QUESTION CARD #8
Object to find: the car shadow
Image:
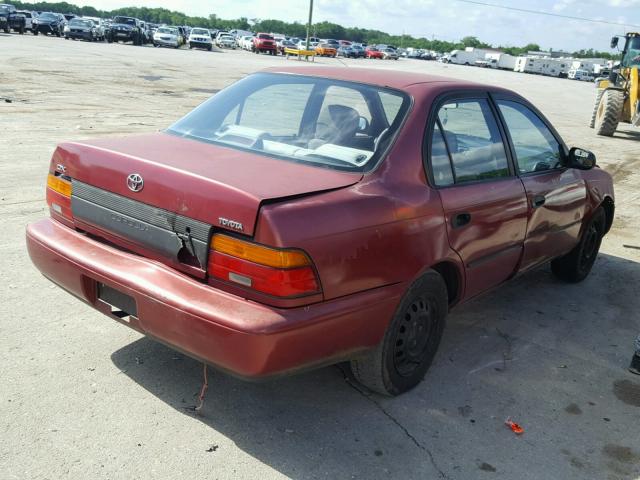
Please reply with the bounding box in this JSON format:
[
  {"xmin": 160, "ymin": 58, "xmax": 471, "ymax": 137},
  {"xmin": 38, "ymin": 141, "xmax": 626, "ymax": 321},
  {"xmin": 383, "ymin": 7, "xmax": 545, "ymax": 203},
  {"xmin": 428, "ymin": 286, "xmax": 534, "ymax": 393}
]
[{"xmin": 111, "ymin": 252, "xmax": 640, "ymax": 479}]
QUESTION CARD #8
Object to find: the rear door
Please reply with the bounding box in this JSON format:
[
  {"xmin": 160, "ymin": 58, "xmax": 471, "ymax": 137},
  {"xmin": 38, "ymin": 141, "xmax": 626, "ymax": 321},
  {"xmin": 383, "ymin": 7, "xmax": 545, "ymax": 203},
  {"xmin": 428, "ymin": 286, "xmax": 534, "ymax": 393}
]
[
  {"xmin": 426, "ymin": 94, "xmax": 528, "ymax": 299},
  {"xmin": 493, "ymin": 97, "xmax": 587, "ymax": 272}
]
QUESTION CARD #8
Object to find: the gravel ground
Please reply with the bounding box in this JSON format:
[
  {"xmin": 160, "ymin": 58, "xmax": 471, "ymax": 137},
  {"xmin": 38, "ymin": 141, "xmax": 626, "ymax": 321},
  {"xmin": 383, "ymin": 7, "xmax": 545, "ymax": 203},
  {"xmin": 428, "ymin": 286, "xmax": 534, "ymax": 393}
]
[{"xmin": 1, "ymin": 33, "xmax": 640, "ymax": 480}]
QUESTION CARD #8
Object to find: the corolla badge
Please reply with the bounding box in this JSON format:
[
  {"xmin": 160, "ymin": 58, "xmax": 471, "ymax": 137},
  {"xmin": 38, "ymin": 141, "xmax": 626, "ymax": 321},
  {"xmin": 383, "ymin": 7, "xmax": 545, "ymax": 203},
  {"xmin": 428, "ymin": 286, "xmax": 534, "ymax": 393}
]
[{"xmin": 126, "ymin": 173, "xmax": 144, "ymax": 192}]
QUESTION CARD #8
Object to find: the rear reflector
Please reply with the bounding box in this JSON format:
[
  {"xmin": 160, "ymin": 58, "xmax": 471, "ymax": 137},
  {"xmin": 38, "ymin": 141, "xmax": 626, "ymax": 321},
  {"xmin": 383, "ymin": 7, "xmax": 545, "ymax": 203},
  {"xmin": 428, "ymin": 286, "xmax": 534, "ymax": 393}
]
[{"xmin": 210, "ymin": 251, "xmax": 319, "ymax": 297}]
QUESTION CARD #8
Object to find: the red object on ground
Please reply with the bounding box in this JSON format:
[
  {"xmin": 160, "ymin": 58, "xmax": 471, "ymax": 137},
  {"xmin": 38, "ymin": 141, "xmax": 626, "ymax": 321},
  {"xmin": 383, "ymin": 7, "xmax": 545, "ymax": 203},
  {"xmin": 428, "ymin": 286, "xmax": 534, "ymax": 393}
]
[{"xmin": 505, "ymin": 418, "xmax": 524, "ymax": 435}]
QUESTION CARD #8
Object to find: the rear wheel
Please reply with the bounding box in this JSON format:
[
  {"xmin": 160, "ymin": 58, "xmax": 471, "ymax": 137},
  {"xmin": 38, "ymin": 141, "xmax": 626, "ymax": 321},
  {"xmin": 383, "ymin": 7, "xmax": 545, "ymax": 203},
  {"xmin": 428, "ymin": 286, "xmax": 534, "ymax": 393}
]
[
  {"xmin": 595, "ymin": 89, "xmax": 624, "ymax": 136},
  {"xmin": 551, "ymin": 207, "xmax": 605, "ymax": 283},
  {"xmin": 350, "ymin": 270, "xmax": 448, "ymax": 396},
  {"xmin": 589, "ymin": 89, "xmax": 605, "ymax": 128}
]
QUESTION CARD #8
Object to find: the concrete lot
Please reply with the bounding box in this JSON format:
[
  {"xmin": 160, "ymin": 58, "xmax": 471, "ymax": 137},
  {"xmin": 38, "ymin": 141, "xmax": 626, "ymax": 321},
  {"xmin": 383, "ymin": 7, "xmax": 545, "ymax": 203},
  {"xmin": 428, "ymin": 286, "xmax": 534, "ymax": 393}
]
[{"xmin": 1, "ymin": 34, "xmax": 640, "ymax": 480}]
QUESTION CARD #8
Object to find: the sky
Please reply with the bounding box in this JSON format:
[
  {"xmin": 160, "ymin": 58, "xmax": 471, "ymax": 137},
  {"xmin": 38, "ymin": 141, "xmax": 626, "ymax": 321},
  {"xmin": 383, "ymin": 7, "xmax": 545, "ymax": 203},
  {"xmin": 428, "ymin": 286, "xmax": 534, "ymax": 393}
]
[{"xmin": 71, "ymin": 0, "xmax": 640, "ymax": 51}]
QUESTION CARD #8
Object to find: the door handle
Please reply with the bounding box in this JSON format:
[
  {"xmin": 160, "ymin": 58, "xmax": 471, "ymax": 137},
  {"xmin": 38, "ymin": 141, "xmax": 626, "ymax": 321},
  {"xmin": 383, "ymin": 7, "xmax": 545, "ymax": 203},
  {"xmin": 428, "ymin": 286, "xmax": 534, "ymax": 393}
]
[
  {"xmin": 452, "ymin": 212, "xmax": 471, "ymax": 228},
  {"xmin": 531, "ymin": 195, "xmax": 546, "ymax": 208}
]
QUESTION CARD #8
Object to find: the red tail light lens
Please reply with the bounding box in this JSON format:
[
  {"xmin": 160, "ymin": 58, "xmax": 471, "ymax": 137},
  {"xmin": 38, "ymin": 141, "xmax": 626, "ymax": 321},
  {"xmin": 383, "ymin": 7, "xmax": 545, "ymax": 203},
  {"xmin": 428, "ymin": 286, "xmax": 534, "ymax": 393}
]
[{"xmin": 208, "ymin": 234, "xmax": 320, "ymax": 298}]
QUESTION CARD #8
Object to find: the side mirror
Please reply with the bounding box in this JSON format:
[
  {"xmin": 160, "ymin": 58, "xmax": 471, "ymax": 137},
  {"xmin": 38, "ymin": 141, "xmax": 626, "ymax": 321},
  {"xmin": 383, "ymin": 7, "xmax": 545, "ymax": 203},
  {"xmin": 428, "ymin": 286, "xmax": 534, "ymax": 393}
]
[
  {"xmin": 611, "ymin": 36, "xmax": 619, "ymax": 49},
  {"xmin": 568, "ymin": 147, "xmax": 596, "ymax": 170},
  {"xmin": 358, "ymin": 116, "xmax": 369, "ymax": 132}
]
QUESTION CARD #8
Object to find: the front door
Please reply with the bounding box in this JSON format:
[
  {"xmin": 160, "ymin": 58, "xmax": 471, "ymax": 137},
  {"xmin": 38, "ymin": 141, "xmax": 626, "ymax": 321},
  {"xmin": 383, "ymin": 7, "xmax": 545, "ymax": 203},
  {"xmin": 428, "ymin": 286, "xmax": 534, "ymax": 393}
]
[
  {"xmin": 427, "ymin": 96, "xmax": 529, "ymax": 299},
  {"xmin": 494, "ymin": 99, "xmax": 587, "ymax": 272}
]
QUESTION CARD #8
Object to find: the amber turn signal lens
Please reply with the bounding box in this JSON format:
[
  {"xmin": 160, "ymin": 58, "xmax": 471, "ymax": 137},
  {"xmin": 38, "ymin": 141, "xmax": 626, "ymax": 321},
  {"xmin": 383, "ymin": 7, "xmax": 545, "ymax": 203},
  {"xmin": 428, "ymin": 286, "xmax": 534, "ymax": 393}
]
[
  {"xmin": 211, "ymin": 234, "xmax": 311, "ymax": 269},
  {"xmin": 47, "ymin": 174, "xmax": 72, "ymax": 197}
]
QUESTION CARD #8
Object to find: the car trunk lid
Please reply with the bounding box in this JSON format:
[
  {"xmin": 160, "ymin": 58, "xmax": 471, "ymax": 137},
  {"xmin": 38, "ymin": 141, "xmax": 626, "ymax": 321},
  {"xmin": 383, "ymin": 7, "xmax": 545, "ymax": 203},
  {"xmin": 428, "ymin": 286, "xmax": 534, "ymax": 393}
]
[{"xmin": 54, "ymin": 132, "xmax": 362, "ymax": 275}]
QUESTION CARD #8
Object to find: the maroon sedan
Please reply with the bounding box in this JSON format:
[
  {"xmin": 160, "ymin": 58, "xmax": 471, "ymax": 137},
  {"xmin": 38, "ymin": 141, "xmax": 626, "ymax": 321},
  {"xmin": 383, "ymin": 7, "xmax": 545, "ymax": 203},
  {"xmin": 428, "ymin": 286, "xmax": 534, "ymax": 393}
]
[{"xmin": 27, "ymin": 67, "xmax": 614, "ymax": 396}]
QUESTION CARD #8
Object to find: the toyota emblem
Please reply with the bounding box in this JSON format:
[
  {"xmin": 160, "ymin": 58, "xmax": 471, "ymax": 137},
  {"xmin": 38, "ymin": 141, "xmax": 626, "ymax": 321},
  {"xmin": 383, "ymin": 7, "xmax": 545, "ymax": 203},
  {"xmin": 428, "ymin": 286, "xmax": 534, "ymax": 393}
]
[{"xmin": 126, "ymin": 173, "xmax": 144, "ymax": 192}]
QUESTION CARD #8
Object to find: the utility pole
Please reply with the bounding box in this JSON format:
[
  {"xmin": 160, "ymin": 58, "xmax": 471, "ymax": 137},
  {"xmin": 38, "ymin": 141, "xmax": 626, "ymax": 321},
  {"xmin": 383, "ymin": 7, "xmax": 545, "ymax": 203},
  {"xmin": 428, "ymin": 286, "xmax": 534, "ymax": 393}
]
[{"xmin": 305, "ymin": 0, "xmax": 313, "ymax": 50}]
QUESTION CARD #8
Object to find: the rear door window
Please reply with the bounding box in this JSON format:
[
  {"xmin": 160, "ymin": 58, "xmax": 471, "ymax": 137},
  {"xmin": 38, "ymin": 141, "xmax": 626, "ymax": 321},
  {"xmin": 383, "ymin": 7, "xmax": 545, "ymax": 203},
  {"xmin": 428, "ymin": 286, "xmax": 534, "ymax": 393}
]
[
  {"xmin": 435, "ymin": 99, "xmax": 509, "ymax": 184},
  {"xmin": 497, "ymin": 100, "xmax": 562, "ymax": 173}
]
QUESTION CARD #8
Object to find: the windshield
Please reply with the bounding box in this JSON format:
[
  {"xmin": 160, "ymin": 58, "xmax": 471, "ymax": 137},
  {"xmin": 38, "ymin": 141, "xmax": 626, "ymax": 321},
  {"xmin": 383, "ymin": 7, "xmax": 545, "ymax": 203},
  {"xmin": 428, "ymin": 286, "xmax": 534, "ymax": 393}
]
[
  {"xmin": 157, "ymin": 27, "xmax": 176, "ymax": 34},
  {"xmin": 258, "ymin": 34, "xmax": 272, "ymax": 39},
  {"xmin": 191, "ymin": 28, "xmax": 208, "ymax": 35},
  {"xmin": 167, "ymin": 73, "xmax": 410, "ymax": 172},
  {"xmin": 39, "ymin": 12, "xmax": 57, "ymax": 20},
  {"xmin": 113, "ymin": 16, "xmax": 135, "ymax": 25},
  {"xmin": 70, "ymin": 19, "xmax": 92, "ymax": 27},
  {"xmin": 0, "ymin": 5, "xmax": 10, "ymax": 12}
]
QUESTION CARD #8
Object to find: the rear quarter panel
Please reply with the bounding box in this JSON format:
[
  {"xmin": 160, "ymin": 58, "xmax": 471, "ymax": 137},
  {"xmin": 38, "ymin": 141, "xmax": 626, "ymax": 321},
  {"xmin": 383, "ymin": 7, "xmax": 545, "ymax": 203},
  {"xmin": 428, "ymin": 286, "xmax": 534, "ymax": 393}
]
[{"xmin": 254, "ymin": 82, "xmax": 473, "ymax": 301}]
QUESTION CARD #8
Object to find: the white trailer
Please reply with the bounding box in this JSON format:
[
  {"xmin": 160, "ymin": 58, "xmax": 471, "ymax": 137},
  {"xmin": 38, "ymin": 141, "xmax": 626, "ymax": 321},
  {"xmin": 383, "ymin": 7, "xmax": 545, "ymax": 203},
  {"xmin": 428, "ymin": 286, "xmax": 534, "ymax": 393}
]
[
  {"xmin": 447, "ymin": 47, "xmax": 490, "ymax": 65},
  {"xmin": 483, "ymin": 53, "xmax": 517, "ymax": 70},
  {"xmin": 515, "ymin": 56, "xmax": 569, "ymax": 77}
]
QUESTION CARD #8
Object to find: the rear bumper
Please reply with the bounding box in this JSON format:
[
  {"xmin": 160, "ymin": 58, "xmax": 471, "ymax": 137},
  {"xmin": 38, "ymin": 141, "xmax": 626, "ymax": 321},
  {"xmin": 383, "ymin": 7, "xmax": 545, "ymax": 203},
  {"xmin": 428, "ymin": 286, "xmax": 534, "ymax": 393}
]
[
  {"xmin": 26, "ymin": 218, "xmax": 403, "ymax": 378},
  {"xmin": 67, "ymin": 31, "xmax": 92, "ymax": 39}
]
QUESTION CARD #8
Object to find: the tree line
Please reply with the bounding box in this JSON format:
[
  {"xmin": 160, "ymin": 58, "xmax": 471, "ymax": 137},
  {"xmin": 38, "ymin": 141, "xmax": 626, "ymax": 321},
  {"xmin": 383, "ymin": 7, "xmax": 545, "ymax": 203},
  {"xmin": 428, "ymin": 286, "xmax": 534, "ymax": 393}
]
[{"xmin": 11, "ymin": 1, "xmax": 619, "ymax": 59}]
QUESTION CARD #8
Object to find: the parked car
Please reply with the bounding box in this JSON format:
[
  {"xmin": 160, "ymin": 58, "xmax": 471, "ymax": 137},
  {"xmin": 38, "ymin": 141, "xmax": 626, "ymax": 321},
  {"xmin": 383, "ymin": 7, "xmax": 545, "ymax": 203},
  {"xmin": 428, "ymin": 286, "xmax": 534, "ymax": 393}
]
[
  {"xmin": 26, "ymin": 67, "xmax": 615, "ymax": 397},
  {"xmin": 337, "ymin": 45, "xmax": 356, "ymax": 58},
  {"xmin": 153, "ymin": 26, "xmax": 182, "ymax": 48},
  {"xmin": 216, "ymin": 33, "xmax": 236, "ymax": 49},
  {"xmin": 350, "ymin": 44, "xmax": 366, "ymax": 57},
  {"xmin": 107, "ymin": 16, "xmax": 144, "ymax": 45},
  {"xmin": 239, "ymin": 35, "xmax": 254, "ymax": 51},
  {"xmin": 188, "ymin": 28, "xmax": 212, "ymax": 50},
  {"xmin": 252, "ymin": 32, "xmax": 277, "ymax": 54},
  {"xmin": 16, "ymin": 9, "xmax": 38, "ymax": 34},
  {"xmin": 315, "ymin": 43, "xmax": 337, "ymax": 57},
  {"xmin": 33, "ymin": 11, "xmax": 65, "ymax": 36},
  {"xmin": 0, "ymin": 4, "xmax": 25, "ymax": 33},
  {"xmin": 568, "ymin": 68, "xmax": 595, "ymax": 82},
  {"xmin": 365, "ymin": 46, "xmax": 384, "ymax": 59},
  {"xmin": 382, "ymin": 47, "xmax": 399, "ymax": 60},
  {"xmin": 64, "ymin": 18, "xmax": 99, "ymax": 41},
  {"xmin": 278, "ymin": 39, "xmax": 297, "ymax": 54},
  {"xmin": 82, "ymin": 16, "xmax": 106, "ymax": 40}
]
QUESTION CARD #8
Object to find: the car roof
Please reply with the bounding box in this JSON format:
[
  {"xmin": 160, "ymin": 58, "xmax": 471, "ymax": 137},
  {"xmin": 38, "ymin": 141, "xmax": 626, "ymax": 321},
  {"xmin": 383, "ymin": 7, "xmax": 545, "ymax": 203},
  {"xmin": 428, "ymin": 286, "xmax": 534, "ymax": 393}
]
[{"xmin": 260, "ymin": 66, "xmax": 480, "ymax": 91}]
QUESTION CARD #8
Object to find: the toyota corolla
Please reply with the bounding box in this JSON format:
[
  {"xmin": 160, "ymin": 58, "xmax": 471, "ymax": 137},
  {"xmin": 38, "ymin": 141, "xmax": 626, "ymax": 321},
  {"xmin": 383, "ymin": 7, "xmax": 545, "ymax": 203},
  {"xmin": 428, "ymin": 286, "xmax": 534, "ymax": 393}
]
[{"xmin": 26, "ymin": 67, "xmax": 614, "ymax": 396}]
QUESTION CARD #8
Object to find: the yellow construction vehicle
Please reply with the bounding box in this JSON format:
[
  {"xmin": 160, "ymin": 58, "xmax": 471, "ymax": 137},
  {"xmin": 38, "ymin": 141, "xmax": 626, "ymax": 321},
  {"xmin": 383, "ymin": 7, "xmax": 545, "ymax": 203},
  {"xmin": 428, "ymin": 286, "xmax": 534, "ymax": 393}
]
[{"xmin": 591, "ymin": 32, "xmax": 640, "ymax": 136}]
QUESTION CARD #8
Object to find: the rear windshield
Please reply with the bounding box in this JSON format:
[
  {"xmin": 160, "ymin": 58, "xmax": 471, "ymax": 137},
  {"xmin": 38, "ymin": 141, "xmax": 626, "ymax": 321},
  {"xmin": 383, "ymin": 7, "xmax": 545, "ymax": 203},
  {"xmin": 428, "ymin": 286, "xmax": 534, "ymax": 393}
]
[
  {"xmin": 191, "ymin": 28, "xmax": 208, "ymax": 35},
  {"xmin": 258, "ymin": 34, "xmax": 273, "ymax": 39},
  {"xmin": 113, "ymin": 16, "xmax": 135, "ymax": 25},
  {"xmin": 70, "ymin": 19, "xmax": 92, "ymax": 27},
  {"xmin": 167, "ymin": 73, "xmax": 410, "ymax": 172}
]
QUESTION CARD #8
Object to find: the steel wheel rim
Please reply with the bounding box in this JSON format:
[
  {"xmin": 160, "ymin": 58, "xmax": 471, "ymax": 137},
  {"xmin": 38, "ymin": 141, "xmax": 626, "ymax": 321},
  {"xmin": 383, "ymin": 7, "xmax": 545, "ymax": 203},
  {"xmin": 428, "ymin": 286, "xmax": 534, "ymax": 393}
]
[{"xmin": 393, "ymin": 296, "xmax": 434, "ymax": 377}]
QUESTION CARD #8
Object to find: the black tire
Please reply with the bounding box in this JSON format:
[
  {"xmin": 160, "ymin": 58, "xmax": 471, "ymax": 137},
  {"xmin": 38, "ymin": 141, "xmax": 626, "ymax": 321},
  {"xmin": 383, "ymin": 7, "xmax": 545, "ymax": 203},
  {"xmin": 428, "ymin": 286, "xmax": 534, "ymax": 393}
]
[
  {"xmin": 207, "ymin": 45, "xmax": 212, "ymax": 51},
  {"xmin": 589, "ymin": 89, "xmax": 604, "ymax": 128},
  {"xmin": 32, "ymin": 28, "xmax": 38, "ymax": 35},
  {"xmin": 350, "ymin": 270, "xmax": 448, "ymax": 396},
  {"xmin": 3, "ymin": 26, "xmax": 9, "ymax": 34},
  {"xmin": 595, "ymin": 89, "xmax": 624, "ymax": 136},
  {"xmin": 18, "ymin": 26, "xmax": 25, "ymax": 34},
  {"xmin": 551, "ymin": 207, "xmax": 606, "ymax": 283}
]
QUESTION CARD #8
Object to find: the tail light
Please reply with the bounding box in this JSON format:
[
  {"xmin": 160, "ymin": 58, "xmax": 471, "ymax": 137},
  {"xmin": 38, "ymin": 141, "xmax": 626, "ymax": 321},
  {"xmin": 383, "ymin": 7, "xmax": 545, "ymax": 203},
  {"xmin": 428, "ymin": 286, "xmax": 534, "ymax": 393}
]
[
  {"xmin": 46, "ymin": 173, "xmax": 73, "ymax": 221},
  {"xmin": 208, "ymin": 234, "xmax": 320, "ymax": 298}
]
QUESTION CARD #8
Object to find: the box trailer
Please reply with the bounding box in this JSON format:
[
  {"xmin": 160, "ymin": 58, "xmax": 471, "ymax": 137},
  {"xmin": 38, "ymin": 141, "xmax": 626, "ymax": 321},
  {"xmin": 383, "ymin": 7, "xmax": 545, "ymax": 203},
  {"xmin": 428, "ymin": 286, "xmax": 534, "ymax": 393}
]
[
  {"xmin": 447, "ymin": 48, "xmax": 488, "ymax": 65},
  {"xmin": 482, "ymin": 53, "xmax": 517, "ymax": 70}
]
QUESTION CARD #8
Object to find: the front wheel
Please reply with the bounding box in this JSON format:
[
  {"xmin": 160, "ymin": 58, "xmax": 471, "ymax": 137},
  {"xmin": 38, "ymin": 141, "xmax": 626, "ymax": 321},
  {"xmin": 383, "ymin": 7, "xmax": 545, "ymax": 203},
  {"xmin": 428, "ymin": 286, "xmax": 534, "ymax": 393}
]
[
  {"xmin": 350, "ymin": 270, "xmax": 448, "ymax": 396},
  {"xmin": 594, "ymin": 89, "xmax": 623, "ymax": 136},
  {"xmin": 551, "ymin": 207, "xmax": 606, "ymax": 283}
]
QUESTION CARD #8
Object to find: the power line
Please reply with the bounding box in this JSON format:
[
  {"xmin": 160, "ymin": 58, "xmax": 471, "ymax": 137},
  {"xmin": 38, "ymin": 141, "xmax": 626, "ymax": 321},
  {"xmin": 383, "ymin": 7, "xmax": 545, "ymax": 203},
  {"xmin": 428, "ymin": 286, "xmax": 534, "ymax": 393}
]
[{"xmin": 455, "ymin": 0, "xmax": 640, "ymax": 29}]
